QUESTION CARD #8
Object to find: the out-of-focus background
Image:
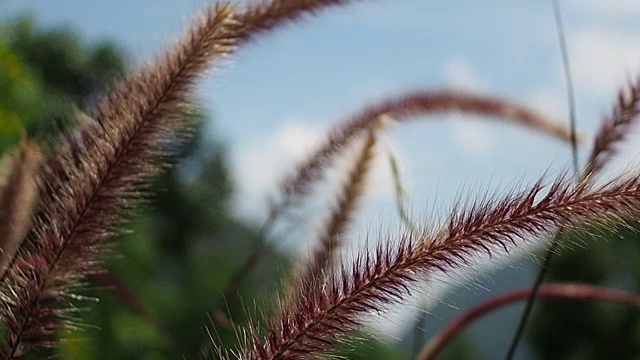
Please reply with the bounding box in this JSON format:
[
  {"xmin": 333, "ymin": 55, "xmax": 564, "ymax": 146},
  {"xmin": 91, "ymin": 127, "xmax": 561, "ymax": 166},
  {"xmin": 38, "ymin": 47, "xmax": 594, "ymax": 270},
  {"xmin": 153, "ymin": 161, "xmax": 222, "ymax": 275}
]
[{"xmin": 1, "ymin": 0, "xmax": 639, "ymax": 359}]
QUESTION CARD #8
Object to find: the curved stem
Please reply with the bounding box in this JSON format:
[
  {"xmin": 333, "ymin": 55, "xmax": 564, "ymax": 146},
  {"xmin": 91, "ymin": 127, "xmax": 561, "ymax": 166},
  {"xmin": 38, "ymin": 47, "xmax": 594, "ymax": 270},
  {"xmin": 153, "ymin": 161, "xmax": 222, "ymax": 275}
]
[
  {"xmin": 418, "ymin": 283, "xmax": 640, "ymax": 360},
  {"xmin": 504, "ymin": 231, "xmax": 561, "ymax": 358}
]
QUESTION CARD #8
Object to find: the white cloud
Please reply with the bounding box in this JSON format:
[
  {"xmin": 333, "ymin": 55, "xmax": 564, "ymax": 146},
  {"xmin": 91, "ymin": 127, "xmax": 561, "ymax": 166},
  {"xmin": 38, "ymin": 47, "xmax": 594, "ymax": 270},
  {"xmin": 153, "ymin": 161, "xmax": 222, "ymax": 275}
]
[
  {"xmin": 232, "ymin": 121, "xmax": 326, "ymax": 218},
  {"xmin": 231, "ymin": 120, "xmax": 411, "ymax": 220},
  {"xmin": 569, "ymin": 0, "xmax": 640, "ymax": 15},
  {"xmin": 449, "ymin": 117, "xmax": 494, "ymax": 155},
  {"xmin": 441, "ymin": 59, "xmax": 495, "ymax": 155},
  {"xmin": 443, "ymin": 58, "xmax": 487, "ymax": 92},
  {"xmin": 526, "ymin": 88, "xmax": 565, "ymax": 120},
  {"xmin": 570, "ymin": 28, "xmax": 640, "ymax": 96}
]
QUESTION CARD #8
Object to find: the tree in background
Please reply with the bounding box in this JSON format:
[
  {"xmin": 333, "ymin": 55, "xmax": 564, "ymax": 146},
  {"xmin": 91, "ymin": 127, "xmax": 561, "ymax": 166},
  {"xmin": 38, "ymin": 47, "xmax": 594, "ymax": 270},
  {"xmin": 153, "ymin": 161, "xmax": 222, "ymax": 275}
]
[
  {"xmin": 0, "ymin": 16, "xmax": 125, "ymax": 150},
  {"xmin": 528, "ymin": 223, "xmax": 640, "ymax": 359},
  {"xmin": 0, "ymin": 16, "xmax": 404, "ymax": 359}
]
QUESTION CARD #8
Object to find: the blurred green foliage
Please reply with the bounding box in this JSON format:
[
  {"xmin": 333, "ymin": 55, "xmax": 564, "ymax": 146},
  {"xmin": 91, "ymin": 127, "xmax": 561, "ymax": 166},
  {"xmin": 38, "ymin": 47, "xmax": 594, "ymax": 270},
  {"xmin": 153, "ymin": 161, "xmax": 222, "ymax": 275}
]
[
  {"xmin": 528, "ymin": 223, "xmax": 640, "ymax": 359},
  {"xmin": 0, "ymin": 16, "xmax": 126, "ymax": 151}
]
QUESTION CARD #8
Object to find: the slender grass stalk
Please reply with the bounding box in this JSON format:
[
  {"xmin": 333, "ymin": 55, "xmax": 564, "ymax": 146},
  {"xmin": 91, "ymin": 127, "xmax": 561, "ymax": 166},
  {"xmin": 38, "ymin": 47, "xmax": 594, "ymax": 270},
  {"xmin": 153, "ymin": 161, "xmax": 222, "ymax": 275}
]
[
  {"xmin": 387, "ymin": 145, "xmax": 418, "ymax": 233},
  {"xmin": 236, "ymin": 171, "xmax": 640, "ymax": 359},
  {"xmin": 234, "ymin": 0, "xmax": 362, "ymax": 45},
  {"xmin": 508, "ymin": 2, "xmax": 640, "ymax": 352},
  {"xmin": 505, "ymin": 1, "xmax": 580, "ymax": 356},
  {"xmin": 418, "ymin": 283, "xmax": 640, "ymax": 360},
  {"xmin": 507, "ymin": 73, "xmax": 640, "ymax": 356}
]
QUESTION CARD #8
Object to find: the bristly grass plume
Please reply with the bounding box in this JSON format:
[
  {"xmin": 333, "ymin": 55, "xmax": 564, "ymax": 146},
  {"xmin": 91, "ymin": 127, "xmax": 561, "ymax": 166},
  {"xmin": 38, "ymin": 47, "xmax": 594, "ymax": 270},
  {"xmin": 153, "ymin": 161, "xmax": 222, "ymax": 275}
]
[
  {"xmin": 586, "ymin": 76, "xmax": 640, "ymax": 178},
  {"xmin": 235, "ymin": 173, "xmax": 640, "ymax": 359},
  {"xmin": 274, "ymin": 90, "xmax": 577, "ymax": 214}
]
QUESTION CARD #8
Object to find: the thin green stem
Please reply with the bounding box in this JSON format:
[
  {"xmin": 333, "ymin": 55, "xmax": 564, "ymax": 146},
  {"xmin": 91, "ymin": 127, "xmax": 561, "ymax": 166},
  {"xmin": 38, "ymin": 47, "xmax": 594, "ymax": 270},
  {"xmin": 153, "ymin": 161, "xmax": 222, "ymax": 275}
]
[{"xmin": 505, "ymin": 1, "xmax": 578, "ymax": 357}]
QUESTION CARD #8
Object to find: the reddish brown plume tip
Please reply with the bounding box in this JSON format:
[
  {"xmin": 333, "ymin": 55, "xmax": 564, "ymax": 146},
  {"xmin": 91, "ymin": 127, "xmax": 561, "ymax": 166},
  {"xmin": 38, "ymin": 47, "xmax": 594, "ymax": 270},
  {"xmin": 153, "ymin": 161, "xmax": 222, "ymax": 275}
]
[
  {"xmin": 586, "ymin": 76, "xmax": 640, "ymax": 177},
  {"xmin": 290, "ymin": 122, "xmax": 379, "ymax": 301},
  {"xmin": 235, "ymin": 0, "xmax": 361, "ymax": 43},
  {"xmin": 0, "ymin": 140, "xmax": 41, "ymax": 278}
]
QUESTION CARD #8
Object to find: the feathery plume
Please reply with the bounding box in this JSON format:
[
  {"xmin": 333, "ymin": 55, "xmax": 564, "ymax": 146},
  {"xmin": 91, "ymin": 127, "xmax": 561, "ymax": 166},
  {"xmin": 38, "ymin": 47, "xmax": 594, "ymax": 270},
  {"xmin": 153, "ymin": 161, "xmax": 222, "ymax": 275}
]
[
  {"xmin": 0, "ymin": 4, "xmax": 236, "ymax": 357},
  {"xmin": 295, "ymin": 119, "xmax": 379, "ymax": 292},
  {"xmin": 585, "ymin": 76, "xmax": 640, "ymax": 176},
  {"xmin": 0, "ymin": 141, "xmax": 41, "ymax": 278},
  {"xmin": 234, "ymin": 0, "xmax": 360, "ymax": 44},
  {"xmin": 238, "ymin": 171, "xmax": 640, "ymax": 359},
  {"xmin": 275, "ymin": 90, "xmax": 575, "ymax": 215}
]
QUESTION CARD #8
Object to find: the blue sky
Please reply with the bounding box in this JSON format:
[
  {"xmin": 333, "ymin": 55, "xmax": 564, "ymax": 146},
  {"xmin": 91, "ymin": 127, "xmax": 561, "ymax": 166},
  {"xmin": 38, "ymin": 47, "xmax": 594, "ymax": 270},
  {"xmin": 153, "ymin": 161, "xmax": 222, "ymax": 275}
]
[{"xmin": 3, "ymin": 0, "xmax": 640, "ymax": 345}]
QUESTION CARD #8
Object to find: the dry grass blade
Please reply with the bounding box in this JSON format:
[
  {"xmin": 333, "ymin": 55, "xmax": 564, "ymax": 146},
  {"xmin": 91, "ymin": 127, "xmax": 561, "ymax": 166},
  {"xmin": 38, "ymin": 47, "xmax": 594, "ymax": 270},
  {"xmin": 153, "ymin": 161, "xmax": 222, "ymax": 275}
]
[
  {"xmin": 0, "ymin": 141, "xmax": 41, "ymax": 278},
  {"xmin": 237, "ymin": 172, "xmax": 640, "ymax": 359},
  {"xmin": 585, "ymin": 76, "xmax": 640, "ymax": 176},
  {"xmin": 90, "ymin": 273, "xmax": 165, "ymax": 339},
  {"xmin": 0, "ymin": 4, "xmax": 236, "ymax": 358},
  {"xmin": 387, "ymin": 145, "xmax": 418, "ymax": 232}
]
